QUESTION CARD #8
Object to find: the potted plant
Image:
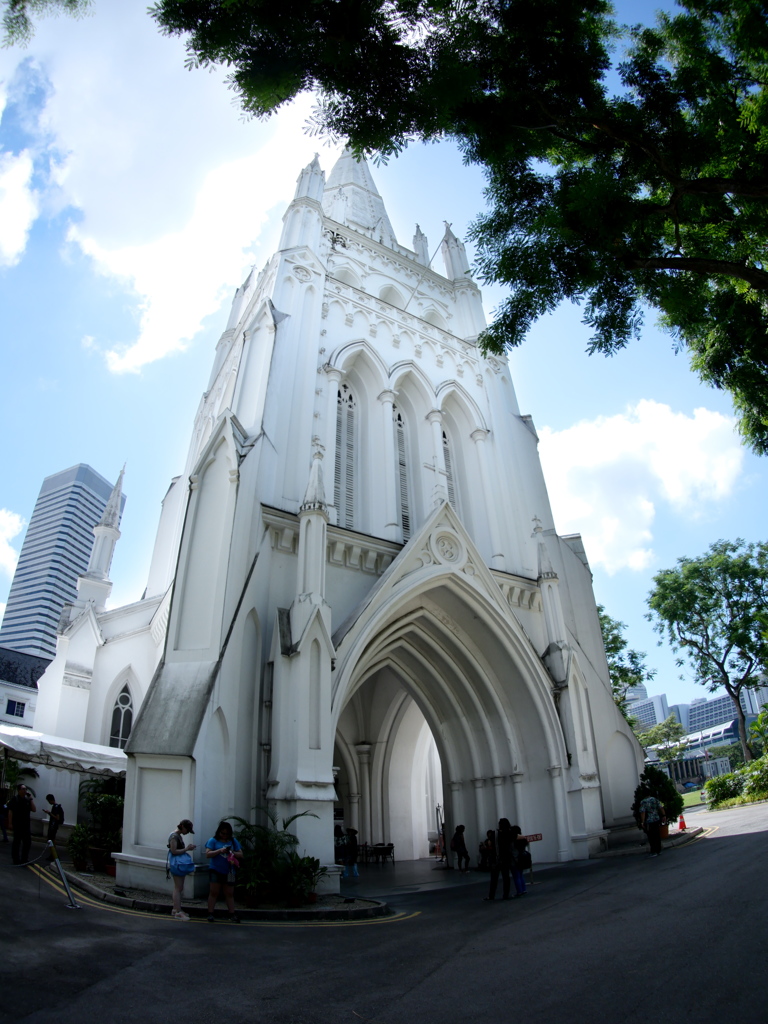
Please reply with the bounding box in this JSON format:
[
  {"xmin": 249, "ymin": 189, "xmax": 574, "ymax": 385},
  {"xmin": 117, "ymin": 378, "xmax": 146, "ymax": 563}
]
[{"xmin": 67, "ymin": 824, "xmax": 92, "ymax": 871}]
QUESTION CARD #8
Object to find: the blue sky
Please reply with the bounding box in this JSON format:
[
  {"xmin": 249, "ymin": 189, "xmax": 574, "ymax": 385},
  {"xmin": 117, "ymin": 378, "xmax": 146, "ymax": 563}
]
[{"xmin": 0, "ymin": 1, "xmax": 764, "ymax": 708}]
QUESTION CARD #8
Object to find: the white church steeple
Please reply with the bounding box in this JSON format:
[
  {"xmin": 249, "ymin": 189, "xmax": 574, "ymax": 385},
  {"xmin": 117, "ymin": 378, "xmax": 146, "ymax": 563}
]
[
  {"xmin": 74, "ymin": 466, "xmax": 124, "ymax": 612},
  {"xmin": 441, "ymin": 222, "xmax": 470, "ymax": 280},
  {"xmin": 322, "ymin": 146, "xmax": 397, "ymax": 245}
]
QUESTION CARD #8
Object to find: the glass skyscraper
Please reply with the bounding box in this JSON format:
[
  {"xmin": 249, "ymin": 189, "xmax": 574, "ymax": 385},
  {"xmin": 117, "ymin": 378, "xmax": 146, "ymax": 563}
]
[{"xmin": 0, "ymin": 464, "xmax": 124, "ymax": 658}]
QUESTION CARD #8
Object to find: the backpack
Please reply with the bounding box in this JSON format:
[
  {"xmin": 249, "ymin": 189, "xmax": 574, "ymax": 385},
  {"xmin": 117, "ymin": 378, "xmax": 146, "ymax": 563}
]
[{"xmin": 166, "ymin": 832, "xmax": 196, "ymax": 879}]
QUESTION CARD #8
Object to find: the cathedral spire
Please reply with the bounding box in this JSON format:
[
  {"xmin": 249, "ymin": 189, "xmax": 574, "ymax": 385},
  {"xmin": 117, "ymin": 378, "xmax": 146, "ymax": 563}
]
[
  {"xmin": 294, "ymin": 153, "xmax": 325, "ymax": 203},
  {"xmin": 293, "ymin": 449, "xmax": 330, "ymax": 638},
  {"xmin": 322, "ymin": 147, "xmax": 397, "ymax": 244},
  {"xmin": 533, "ymin": 517, "xmax": 569, "ymax": 685},
  {"xmin": 413, "ymin": 224, "xmax": 430, "ymax": 266},
  {"xmin": 301, "ymin": 447, "xmax": 328, "ymax": 512},
  {"xmin": 73, "ymin": 467, "xmax": 125, "ymax": 613},
  {"xmin": 441, "ymin": 222, "xmax": 471, "ymax": 279}
]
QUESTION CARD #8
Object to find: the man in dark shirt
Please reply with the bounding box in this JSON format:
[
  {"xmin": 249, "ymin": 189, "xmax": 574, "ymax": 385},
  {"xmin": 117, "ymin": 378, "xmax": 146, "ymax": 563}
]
[
  {"xmin": 44, "ymin": 794, "xmax": 64, "ymax": 844},
  {"xmin": 8, "ymin": 784, "xmax": 36, "ymax": 865}
]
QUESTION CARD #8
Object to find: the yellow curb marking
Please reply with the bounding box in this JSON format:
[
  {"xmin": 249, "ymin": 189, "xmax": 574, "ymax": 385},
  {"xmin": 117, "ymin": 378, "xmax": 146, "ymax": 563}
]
[{"xmin": 29, "ymin": 866, "xmax": 420, "ymax": 927}]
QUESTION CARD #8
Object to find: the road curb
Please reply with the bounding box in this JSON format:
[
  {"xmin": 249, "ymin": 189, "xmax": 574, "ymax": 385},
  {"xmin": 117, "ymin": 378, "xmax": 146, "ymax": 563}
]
[
  {"xmin": 591, "ymin": 825, "xmax": 704, "ymax": 858},
  {"xmin": 62, "ymin": 870, "xmax": 390, "ymax": 920}
]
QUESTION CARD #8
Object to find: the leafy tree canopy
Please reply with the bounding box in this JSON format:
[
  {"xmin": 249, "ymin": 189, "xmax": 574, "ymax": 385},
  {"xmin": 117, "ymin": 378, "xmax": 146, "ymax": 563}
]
[
  {"xmin": 144, "ymin": 0, "xmax": 768, "ymax": 453},
  {"xmin": 707, "ymin": 740, "xmax": 747, "ymax": 767},
  {"xmin": 636, "ymin": 713, "xmax": 686, "ymax": 760},
  {"xmin": 749, "ymin": 702, "xmax": 768, "ymax": 751},
  {"xmin": 9, "ymin": 0, "xmax": 768, "ymax": 451},
  {"xmin": 598, "ymin": 604, "xmax": 654, "ymax": 723},
  {"xmin": 647, "ymin": 538, "xmax": 768, "ymax": 761},
  {"xmin": 1, "ymin": 0, "xmax": 89, "ymax": 45}
]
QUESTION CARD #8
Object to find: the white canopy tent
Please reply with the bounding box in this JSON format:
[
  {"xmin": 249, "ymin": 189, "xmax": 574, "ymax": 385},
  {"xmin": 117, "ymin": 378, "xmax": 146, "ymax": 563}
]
[{"xmin": 0, "ymin": 724, "xmax": 127, "ymax": 777}]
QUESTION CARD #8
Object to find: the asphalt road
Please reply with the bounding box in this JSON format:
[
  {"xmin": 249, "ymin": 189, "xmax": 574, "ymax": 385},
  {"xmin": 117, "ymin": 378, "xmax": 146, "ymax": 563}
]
[{"xmin": 2, "ymin": 803, "xmax": 766, "ymax": 1024}]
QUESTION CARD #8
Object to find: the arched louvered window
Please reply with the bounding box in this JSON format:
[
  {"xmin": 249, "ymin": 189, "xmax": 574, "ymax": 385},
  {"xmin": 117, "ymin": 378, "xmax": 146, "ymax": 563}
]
[
  {"xmin": 394, "ymin": 407, "xmax": 411, "ymax": 540},
  {"xmin": 109, "ymin": 684, "xmax": 133, "ymax": 749},
  {"xmin": 335, "ymin": 384, "xmax": 356, "ymax": 529},
  {"xmin": 442, "ymin": 430, "xmax": 457, "ymax": 511}
]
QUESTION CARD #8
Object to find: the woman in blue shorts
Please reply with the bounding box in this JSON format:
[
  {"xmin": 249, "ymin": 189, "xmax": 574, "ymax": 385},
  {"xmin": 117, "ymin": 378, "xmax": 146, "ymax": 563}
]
[{"xmin": 205, "ymin": 820, "xmax": 243, "ymax": 922}]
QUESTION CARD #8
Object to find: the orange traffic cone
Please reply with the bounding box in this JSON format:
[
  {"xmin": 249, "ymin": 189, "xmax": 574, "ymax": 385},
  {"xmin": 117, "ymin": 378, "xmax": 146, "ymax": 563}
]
[{"xmin": 678, "ymin": 813, "xmax": 687, "ymax": 831}]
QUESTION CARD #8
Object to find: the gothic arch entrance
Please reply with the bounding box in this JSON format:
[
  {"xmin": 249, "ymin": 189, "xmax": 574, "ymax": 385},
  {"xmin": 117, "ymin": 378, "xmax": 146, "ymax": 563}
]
[{"xmin": 332, "ymin": 571, "xmax": 573, "ymax": 865}]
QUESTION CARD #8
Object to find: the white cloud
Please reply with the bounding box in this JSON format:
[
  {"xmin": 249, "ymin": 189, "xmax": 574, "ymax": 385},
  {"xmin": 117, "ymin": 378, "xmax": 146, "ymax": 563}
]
[
  {"xmin": 70, "ymin": 97, "xmax": 336, "ymax": 373},
  {"xmin": 0, "ymin": 148, "xmax": 38, "ymax": 265},
  {"xmin": 538, "ymin": 400, "xmax": 744, "ymax": 574},
  {"xmin": 0, "ymin": 2, "xmax": 342, "ymax": 372},
  {"xmin": 0, "ymin": 509, "xmax": 25, "ymax": 578}
]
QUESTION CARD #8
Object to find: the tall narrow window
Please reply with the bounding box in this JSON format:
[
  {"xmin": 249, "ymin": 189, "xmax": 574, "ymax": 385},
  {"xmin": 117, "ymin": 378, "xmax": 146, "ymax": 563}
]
[
  {"xmin": 109, "ymin": 684, "xmax": 133, "ymax": 749},
  {"xmin": 442, "ymin": 430, "xmax": 457, "ymax": 511},
  {"xmin": 335, "ymin": 384, "xmax": 356, "ymax": 528},
  {"xmin": 394, "ymin": 408, "xmax": 411, "ymax": 540}
]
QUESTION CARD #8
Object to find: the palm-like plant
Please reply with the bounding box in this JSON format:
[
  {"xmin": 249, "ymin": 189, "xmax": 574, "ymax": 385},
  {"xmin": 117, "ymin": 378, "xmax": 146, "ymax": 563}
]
[
  {"xmin": 1, "ymin": 755, "xmax": 39, "ymax": 797},
  {"xmin": 228, "ymin": 806, "xmax": 320, "ymax": 904},
  {"xmin": 749, "ymin": 704, "xmax": 768, "ymax": 756}
]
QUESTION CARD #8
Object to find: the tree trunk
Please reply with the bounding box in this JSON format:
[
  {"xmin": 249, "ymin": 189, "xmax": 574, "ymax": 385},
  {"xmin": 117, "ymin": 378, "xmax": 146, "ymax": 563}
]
[{"xmin": 729, "ymin": 688, "xmax": 753, "ymax": 762}]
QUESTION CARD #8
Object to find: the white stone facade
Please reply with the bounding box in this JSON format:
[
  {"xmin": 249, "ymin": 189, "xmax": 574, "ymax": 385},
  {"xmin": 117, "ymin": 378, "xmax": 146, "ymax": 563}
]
[{"xmin": 34, "ymin": 150, "xmax": 643, "ymax": 893}]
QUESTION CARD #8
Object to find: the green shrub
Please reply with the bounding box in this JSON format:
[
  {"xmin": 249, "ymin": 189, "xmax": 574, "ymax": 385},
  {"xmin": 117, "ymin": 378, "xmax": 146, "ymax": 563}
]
[
  {"xmin": 705, "ymin": 771, "xmax": 745, "ymax": 805},
  {"xmin": 632, "ymin": 763, "xmax": 684, "ymax": 822},
  {"xmin": 705, "ymin": 754, "xmax": 768, "ymax": 805},
  {"xmin": 743, "ymin": 753, "xmax": 768, "ymax": 798}
]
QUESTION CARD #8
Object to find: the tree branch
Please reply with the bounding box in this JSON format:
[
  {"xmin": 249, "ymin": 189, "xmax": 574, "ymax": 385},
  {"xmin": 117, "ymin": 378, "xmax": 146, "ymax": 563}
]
[{"xmin": 624, "ymin": 256, "xmax": 768, "ymax": 290}]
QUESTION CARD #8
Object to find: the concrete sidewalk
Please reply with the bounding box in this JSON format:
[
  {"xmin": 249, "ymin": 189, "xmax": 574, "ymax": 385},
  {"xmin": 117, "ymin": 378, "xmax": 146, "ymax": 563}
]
[{"xmin": 4, "ymin": 817, "xmax": 704, "ymax": 915}]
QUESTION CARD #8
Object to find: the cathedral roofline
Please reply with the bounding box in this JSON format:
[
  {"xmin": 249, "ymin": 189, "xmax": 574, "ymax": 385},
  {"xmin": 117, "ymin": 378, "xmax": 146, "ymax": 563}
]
[{"xmin": 323, "ymin": 218, "xmax": 480, "ymax": 305}]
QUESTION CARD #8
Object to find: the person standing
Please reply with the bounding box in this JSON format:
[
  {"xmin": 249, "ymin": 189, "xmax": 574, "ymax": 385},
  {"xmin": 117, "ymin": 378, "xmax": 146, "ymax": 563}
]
[
  {"xmin": 510, "ymin": 825, "xmax": 529, "ymax": 896},
  {"xmin": 43, "ymin": 794, "xmax": 64, "ymax": 845},
  {"xmin": 450, "ymin": 824, "xmax": 471, "ymax": 873},
  {"xmin": 484, "ymin": 818, "xmax": 514, "ymax": 901},
  {"xmin": 8, "ymin": 784, "xmax": 36, "ymax": 865},
  {"xmin": 168, "ymin": 819, "xmax": 197, "ymax": 921},
  {"xmin": 478, "ymin": 829, "xmax": 495, "ymax": 871},
  {"xmin": 343, "ymin": 828, "xmax": 359, "ymax": 878},
  {"xmin": 205, "ymin": 820, "xmax": 243, "ymax": 922},
  {"xmin": 639, "ymin": 794, "xmax": 666, "ymax": 857},
  {"xmin": 0, "ymin": 789, "xmax": 9, "ymax": 843}
]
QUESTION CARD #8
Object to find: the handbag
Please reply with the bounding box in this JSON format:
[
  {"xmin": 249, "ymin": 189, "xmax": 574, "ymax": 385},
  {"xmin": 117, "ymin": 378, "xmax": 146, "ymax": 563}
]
[
  {"xmin": 226, "ymin": 850, "xmax": 238, "ymax": 884},
  {"xmin": 168, "ymin": 851, "xmax": 196, "ymax": 877}
]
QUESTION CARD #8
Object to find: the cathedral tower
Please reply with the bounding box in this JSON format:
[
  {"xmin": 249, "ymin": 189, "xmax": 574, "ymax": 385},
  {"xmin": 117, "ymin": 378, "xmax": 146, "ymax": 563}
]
[{"xmin": 98, "ymin": 151, "xmax": 643, "ymax": 893}]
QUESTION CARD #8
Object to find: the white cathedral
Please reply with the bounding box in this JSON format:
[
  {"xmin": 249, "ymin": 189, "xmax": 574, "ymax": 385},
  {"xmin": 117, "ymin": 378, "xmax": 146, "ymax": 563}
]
[{"xmin": 34, "ymin": 149, "xmax": 643, "ymax": 893}]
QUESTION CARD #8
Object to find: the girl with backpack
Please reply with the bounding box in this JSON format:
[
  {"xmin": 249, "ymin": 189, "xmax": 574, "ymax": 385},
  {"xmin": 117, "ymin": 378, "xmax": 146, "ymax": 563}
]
[{"xmin": 167, "ymin": 819, "xmax": 197, "ymax": 921}]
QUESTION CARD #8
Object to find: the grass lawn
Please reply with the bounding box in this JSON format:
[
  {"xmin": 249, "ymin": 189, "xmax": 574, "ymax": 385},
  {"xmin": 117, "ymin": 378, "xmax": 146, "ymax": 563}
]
[{"xmin": 682, "ymin": 790, "xmax": 708, "ymax": 808}]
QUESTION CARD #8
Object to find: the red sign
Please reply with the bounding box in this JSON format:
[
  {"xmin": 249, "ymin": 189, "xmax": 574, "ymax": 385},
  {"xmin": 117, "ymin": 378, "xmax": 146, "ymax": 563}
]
[{"xmin": 524, "ymin": 833, "xmax": 542, "ymax": 842}]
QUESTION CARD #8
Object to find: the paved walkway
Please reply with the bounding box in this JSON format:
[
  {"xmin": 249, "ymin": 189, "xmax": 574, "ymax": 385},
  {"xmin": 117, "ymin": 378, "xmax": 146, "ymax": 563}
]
[
  {"xmin": 8, "ymin": 816, "xmax": 703, "ymax": 910},
  {"xmin": 340, "ymin": 819, "xmax": 702, "ymax": 898}
]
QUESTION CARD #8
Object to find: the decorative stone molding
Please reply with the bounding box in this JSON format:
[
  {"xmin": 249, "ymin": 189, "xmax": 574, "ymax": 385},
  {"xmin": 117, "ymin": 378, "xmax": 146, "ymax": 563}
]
[
  {"xmin": 63, "ymin": 668, "xmax": 92, "ymax": 690},
  {"xmin": 150, "ymin": 590, "xmax": 172, "ymax": 648},
  {"xmin": 491, "ymin": 571, "xmax": 543, "ymax": 613},
  {"xmin": 263, "ymin": 505, "xmax": 399, "ymax": 575}
]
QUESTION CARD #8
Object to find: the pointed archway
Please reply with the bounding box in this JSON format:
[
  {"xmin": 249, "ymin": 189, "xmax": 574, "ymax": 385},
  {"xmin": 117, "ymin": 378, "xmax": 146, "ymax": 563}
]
[{"xmin": 331, "ymin": 505, "xmax": 576, "ymax": 863}]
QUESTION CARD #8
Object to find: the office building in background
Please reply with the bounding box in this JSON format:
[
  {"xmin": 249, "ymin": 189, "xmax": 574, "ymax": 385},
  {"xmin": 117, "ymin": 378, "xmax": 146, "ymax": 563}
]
[{"xmin": 0, "ymin": 464, "xmax": 125, "ymax": 659}]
